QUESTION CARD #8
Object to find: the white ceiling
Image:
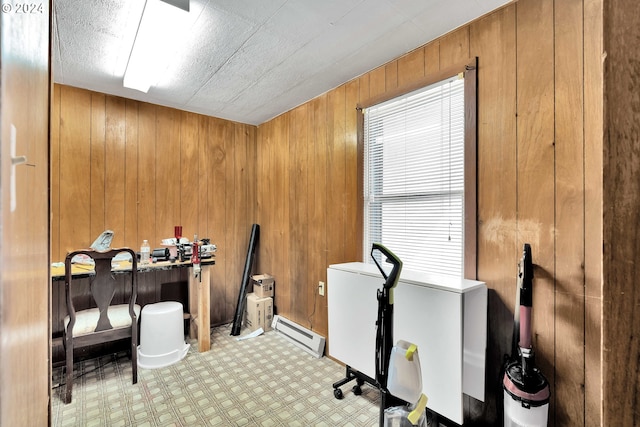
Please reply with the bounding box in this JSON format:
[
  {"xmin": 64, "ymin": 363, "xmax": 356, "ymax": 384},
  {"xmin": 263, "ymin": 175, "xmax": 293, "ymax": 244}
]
[{"xmin": 53, "ymin": 0, "xmax": 509, "ymax": 126}]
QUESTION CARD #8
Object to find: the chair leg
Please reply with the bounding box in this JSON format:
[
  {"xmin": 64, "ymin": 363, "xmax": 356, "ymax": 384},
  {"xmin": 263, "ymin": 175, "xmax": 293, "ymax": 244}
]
[
  {"xmin": 131, "ymin": 328, "xmax": 138, "ymax": 384},
  {"xmin": 64, "ymin": 337, "xmax": 73, "ymax": 404}
]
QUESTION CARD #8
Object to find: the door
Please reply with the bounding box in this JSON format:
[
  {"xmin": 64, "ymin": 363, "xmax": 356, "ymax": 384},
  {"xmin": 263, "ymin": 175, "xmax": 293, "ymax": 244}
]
[{"xmin": 0, "ymin": 2, "xmax": 51, "ymax": 425}]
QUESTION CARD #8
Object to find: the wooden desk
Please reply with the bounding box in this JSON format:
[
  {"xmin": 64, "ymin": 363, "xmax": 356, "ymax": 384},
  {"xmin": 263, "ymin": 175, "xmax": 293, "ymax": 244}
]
[{"xmin": 52, "ymin": 258, "xmax": 214, "ymax": 353}]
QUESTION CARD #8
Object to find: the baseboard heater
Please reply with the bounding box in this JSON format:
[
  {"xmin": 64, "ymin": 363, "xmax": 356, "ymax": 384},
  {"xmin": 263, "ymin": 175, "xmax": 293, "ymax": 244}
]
[{"xmin": 271, "ymin": 315, "xmax": 326, "ymax": 358}]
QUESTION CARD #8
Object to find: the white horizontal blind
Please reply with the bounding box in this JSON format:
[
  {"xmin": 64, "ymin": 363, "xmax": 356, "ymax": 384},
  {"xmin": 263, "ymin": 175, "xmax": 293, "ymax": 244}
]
[{"xmin": 364, "ymin": 75, "xmax": 465, "ymax": 277}]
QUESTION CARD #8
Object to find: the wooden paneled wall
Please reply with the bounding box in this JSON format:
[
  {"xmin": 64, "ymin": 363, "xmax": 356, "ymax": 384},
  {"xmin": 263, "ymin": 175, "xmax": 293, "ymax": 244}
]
[
  {"xmin": 51, "ymin": 85, "xmax": 257, "ymax": 325},
  {"xmin": 602, "ymin": 0, "xmax": 640, "ymax": 426},
  {"xmin": 255, "ymin": 0, "xmax": 603, "ymax": 425}
]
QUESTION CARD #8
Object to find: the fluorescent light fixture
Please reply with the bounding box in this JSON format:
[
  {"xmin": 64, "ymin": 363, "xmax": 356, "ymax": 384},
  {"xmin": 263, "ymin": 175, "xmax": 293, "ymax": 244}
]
[{"xmin": 123, "ymin": 0, "xmax": 190, "ymax": 93}]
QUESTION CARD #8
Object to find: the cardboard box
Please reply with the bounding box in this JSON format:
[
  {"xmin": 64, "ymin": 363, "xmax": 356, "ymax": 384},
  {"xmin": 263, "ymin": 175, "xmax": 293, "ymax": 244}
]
[
  {"xmin": 252, "ymin": 274, "xmax": 275, "ymax": 298},
  {"xmin": 244, "ymin": 293, "xmax": 262, "ymax": 331},
  {"xmin": 244, "ymin": 293, "xmax": 274, "ymax": 332},
  {"xmin": 263, "ymin": 297, "xmax": 273, "ymax": 331}
]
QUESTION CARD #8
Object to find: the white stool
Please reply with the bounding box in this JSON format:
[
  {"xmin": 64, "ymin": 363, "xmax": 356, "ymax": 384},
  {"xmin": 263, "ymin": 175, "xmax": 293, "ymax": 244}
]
[{"xmin": 138, "ymin": 301, "xmax": 189, "ymax": 369}]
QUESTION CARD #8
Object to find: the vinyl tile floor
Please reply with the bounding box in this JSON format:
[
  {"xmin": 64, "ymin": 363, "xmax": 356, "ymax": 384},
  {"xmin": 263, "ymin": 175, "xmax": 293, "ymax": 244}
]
[{"xmin": 51, "ymin": 323, "xmax": 382, "ymax": 426}]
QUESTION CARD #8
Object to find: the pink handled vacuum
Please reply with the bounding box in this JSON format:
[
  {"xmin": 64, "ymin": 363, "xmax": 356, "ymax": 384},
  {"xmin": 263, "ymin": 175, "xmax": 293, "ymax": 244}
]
[{"xmin": 503, "ymin": 244, "xmax": 550, "ymax": 426}]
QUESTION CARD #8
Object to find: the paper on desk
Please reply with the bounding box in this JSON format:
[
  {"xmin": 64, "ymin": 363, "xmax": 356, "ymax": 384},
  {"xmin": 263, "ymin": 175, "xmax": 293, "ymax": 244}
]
[
  {"xmin": 71, "ymin": 254, "xmax": 95, "ymax": 266},
  {"xmin": 236, "ymin": 327, "xmax": 264, "ymax": 341},
  {"xmin": 113, "ymin": 252, "xmax": 133, "ymax": 262}
]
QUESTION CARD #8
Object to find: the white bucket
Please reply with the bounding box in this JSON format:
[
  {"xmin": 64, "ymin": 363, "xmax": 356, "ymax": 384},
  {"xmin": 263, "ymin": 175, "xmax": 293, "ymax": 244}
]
[{"xmin": 138, "ymin": 301, "xmax": 189, "ymax": 369}]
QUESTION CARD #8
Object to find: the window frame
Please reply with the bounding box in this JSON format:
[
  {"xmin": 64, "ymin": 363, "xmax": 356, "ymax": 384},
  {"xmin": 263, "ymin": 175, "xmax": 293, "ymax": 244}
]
[{"xmin": 357, "ymin": 58, "xmax": 477, "ymax": 279}]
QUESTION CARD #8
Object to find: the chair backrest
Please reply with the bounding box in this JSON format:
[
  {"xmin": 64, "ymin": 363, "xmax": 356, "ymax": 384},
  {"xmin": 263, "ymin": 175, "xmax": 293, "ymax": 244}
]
[{"xmin": 64, "ymin": 248, "xmax": 138, "ymax": 334}]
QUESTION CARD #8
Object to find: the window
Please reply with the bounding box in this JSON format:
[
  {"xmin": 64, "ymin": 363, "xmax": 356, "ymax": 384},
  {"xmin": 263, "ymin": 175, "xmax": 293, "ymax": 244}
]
[{"xmin": 362, "ymin": 62, "xmax": 477, "ymax": 278}]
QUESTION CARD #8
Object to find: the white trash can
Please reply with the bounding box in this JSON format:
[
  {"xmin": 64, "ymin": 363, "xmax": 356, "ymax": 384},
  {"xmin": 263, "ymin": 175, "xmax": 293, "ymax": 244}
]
[{"xmin": 138, "ymin": 301, "xmax": 189, "ymax": 369}]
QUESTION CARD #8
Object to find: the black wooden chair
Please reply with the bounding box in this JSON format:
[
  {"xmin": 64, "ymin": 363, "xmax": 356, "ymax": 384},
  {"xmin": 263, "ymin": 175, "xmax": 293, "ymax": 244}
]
[{"xmin": 63, "ymin": 248, "xmax": 140, "ymax": 404}]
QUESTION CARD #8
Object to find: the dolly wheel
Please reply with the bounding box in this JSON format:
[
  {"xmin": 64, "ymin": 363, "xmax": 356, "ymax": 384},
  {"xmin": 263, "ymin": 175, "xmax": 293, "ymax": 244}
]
[
  {"xmin": 334, "ymin": 388, "xmax": 344, "ymax": 400},
  {"xmin": 352, "ymin": 385, "xmax": 362, "ymax": 396}
]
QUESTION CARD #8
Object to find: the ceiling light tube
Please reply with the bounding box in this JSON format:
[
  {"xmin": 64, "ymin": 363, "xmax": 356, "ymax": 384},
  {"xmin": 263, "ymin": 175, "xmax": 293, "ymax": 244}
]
[{"xmin": 123, "ymin": 0, "xmax": 190, "ymax": 93}]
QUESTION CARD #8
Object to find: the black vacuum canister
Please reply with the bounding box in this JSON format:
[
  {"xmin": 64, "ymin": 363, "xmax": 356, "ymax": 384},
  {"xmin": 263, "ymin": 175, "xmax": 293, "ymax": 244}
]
[{"xmin": 503, "ymin": 359, "xmax": 549, "ymax": 407}]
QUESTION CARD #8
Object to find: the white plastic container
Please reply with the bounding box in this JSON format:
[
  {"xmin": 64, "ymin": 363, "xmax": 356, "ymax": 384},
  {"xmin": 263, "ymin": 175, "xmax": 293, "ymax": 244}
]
[
  {"xmin": 384, "ymin": 405, "xmax": 427, "ymax": 427},
  {"xmin": 138, "ymin": 301, "xmax": 189, "ymax": 369},
  {"xmin": 387, "ymin": 340, "xmax": 423, "ymax": 403},
  {"xmin": 385, "ymin": 340, "xmax": 428, "ymax": 427},
  {"xmin": 503, "ymin": 389, "xmax": 549, "ymax": 427}
]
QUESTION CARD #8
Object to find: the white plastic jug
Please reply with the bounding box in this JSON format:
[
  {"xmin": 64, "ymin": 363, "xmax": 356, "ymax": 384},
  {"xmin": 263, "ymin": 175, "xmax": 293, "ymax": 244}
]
[{"xmin": 387, "ymin": 340, "xmax": 423, "ymax": 404}]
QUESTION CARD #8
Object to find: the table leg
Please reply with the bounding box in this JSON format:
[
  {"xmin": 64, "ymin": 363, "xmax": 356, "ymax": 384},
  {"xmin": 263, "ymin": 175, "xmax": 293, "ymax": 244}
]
[{"xmin": 188, "ymin": 265, "xmax": 211, "ymax": 352}]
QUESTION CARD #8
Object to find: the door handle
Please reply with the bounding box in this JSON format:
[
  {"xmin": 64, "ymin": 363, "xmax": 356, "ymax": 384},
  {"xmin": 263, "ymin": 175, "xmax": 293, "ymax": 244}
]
[{"xmin": 11, "ymin": 155, "xmax": 27, "ymax": 166}]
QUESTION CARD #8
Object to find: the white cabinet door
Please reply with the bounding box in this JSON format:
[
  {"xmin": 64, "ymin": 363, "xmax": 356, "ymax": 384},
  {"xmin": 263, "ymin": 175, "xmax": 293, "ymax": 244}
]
[
  {"xmin": 394, "ymin": 282, "xmax": 463, "ymax": 424},
  {"xmin": 327, "ymin": 267, "xmax": 379, "ymax": 379}
]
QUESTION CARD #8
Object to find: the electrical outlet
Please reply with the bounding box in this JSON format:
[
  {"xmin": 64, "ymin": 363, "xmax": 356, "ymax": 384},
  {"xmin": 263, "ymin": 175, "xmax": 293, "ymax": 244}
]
[{"xmin": 318, "ymin": 281, "xmax": 325, "ymax": 296}]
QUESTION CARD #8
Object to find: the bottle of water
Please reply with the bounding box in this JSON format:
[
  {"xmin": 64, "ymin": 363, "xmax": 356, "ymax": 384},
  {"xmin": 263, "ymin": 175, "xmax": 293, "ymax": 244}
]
[{"xmin": 140, "ymin": 240, "xmax": 151, "ymax": 265}]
